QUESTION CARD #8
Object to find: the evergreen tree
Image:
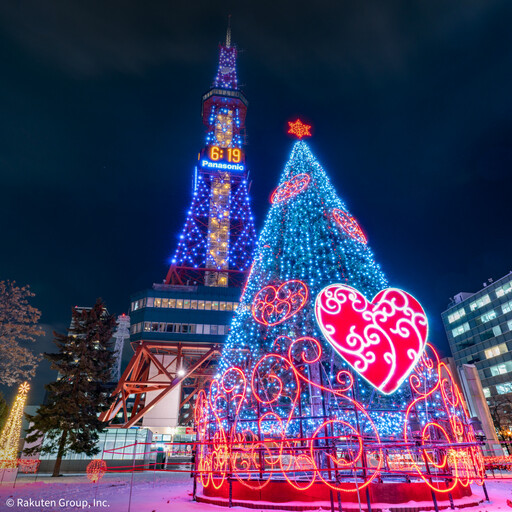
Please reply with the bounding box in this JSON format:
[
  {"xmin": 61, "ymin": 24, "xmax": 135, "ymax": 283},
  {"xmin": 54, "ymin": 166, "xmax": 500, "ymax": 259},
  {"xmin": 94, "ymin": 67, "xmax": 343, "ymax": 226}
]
[
  {"xmin": 24, "ymin": 299, "xmax": 116, "ymax": 477},
  {"xmin": 0, "ymin": 280, "xmax": 43, "ymax": 386}
]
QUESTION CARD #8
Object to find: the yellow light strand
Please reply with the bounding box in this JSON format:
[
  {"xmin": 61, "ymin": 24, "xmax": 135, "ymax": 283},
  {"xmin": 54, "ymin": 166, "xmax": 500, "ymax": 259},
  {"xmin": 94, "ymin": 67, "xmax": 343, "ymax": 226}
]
[{"xmin": 0, "ymin": 382, "xmax": 30, "ymax": 469}]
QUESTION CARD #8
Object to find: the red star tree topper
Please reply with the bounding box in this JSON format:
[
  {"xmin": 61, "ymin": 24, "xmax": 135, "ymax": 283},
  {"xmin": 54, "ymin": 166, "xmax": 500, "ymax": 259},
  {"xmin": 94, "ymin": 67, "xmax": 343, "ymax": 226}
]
[{"xmin": 288, "ymin": 118, "xmax": 312, "ymax": 139}]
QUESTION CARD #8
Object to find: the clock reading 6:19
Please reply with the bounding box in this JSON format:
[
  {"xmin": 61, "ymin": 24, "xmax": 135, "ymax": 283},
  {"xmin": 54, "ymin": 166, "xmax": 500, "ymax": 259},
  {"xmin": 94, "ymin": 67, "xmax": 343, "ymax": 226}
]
[{"xmin": 209, "ymin": 146, "xmax": 242, "ymax": 163}]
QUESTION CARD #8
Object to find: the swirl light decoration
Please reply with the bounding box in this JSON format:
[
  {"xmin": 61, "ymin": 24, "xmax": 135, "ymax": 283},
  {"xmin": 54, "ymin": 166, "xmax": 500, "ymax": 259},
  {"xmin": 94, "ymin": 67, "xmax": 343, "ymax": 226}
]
[
  {"xmin": 195, "ymin": 140, "xmax": 484, "ymax": 506},
  {"xmin": 252, "ymin": 280, "xmax": 309, "ymax": 326},
  {"xmin": 332, "ymin": 208, "xmax": 367, "ymax": 245},
  {"xmin": 270, "ymin": 173, "xmax": 310, "ymax": 204}
]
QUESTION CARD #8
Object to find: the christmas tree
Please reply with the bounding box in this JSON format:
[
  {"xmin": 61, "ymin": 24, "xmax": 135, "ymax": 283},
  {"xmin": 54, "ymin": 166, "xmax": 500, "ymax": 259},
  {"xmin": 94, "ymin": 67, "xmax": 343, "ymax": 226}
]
[
  {"xmin": 25, "ymin": 300, "xmax": 116, "ymax": 477},
  {"xmin": 0, "ymin": 382, "xmax": 30, "ymax": 469},
  {"xmin": 195, "ymin": 126, "xmax": 485, "ymax": 501}
]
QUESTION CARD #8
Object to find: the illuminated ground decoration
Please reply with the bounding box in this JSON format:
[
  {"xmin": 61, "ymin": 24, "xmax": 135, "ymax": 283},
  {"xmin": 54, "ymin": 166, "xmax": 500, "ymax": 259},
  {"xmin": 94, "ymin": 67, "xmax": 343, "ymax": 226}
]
[{"xmin": 196, "ymin": 280, "xmax": 484, "ymax": 494}]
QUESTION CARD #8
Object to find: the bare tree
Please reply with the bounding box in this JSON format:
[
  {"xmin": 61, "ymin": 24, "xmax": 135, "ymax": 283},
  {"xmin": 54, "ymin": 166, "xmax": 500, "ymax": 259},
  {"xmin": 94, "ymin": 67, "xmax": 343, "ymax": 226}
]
[{"xmin": 0, "ymin": 280, "xmax": 43, "ymax": 386}]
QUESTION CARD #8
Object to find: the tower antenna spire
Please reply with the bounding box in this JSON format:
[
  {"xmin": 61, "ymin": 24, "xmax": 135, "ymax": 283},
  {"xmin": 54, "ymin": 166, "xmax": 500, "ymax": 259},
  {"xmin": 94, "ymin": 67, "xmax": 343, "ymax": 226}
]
[{"xmin": 226, "ymin": 14, "xmax": 231, "ymax": 48}]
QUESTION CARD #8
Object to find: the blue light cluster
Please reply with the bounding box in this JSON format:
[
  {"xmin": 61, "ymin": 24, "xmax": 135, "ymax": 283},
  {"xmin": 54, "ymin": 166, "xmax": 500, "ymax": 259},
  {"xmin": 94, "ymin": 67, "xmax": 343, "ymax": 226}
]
[
  {"xmin": 170, "ymin": 173, "xmax": 255, "ymax": 275},
  {"xmin": 217, "ymin": 140, "xmax": 419, "ymax": 435},
  {"xmin": 214, "ymin": 45, "xmax": 237, "ymax": 89}
]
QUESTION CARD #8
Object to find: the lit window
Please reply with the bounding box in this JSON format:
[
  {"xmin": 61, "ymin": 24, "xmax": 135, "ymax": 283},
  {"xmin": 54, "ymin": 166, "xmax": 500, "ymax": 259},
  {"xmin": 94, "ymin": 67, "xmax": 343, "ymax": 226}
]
[
  {"xmin": 226, "ymin": 302, "xmax": 233, "ymax": 311},
  {"xmin": 198, "ymin": 301, "xmax": 205, "ymax": 310},
  {"xmin": 508, "ymin": 320, "xmax": 512, "ymax": 332},
  {"xmin": 220, "ymin": 302, "xmax": 227, "ymax": 311},
  {"xmin": 480, "ymin": 310, "xmax": 497, "ymax": 323},
  {"xmin": 448, "ymin": 308, "xmax": 466, "ymax": 324},
  {"xmin": 169, "ymin": 299, "xmax": 176, "ymax": 308},
  {"xmin": 146, "ymin": 297, "xmax": 154, "ymax": 308},
  {"xmin": 502, "ymin": 300, "xmax": 512, "ymax": 315},
  {"xmin": 154, "ymin": 298, "xmax": 161, "ymax": 308},
  {"xmin": 190, "ymin": 300, "xmax": 197, "ymax": 309},
  {"xmin": 483, "ymin": 387, "xmax": 491, "ymax": 398},
  {"xmin": 490, "ymin": 362, "xmax": 512, "ymax": 376},
  {"xmin": 203, "ymin": 325, "xmax": 210, "ymax": 334},
  {"xmin": 496, "ymin": 281, "xmax": 512, "ymax": 298},
  {"xmin": 184, "ymin": 300, "xmax": 190, "ymax": 309},
  {"xmin": 211, "ymin": 325, "xmax": 218, "ymax": 335},
  {"xmin": 493, "ymin": 326, "xmax": 502, "ymax": 337},
  {"xmin": 496, "ymin": 382, "xmax": 512, "ymax": 395},
  {"xmin": 485, "ymin": 343, "xmax": 508, "ymax": 359},
  {"xmin": 144, "ymin": 322, "xmax": 151, "ymax": 332},
  {"xmin": 469, "ymin": 294, "xmax": 491, "ymax": 311},
  {"xmin": 205, "ymin": 302, "xmax": 212, "ymax": 311},
  {"xmin": 196, "ymin": 324, "xmax": 203, "ymax": 334},
  {"xmin": 452, "ymin": 322, "xmax": 470, "ymax": 338},
  {"xmin": 176, "ymin": 299, "xmax": 183, "ymax": 309},
  {"xmin": 212, "ymin": 301, "xmax": 219, "ymax": 311}
]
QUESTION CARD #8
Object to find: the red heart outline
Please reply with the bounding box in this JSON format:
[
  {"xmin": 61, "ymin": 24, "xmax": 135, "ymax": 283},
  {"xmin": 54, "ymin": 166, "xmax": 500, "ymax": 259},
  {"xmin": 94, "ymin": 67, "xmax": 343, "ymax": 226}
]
[
  {"xmin": 315, "ymin": 284, "xmax": 428, "ymax": 395},
  {"xmin": 271, "ymin": 174, "xmax": 310, "ymax": 204},
  {"xmin": 252, "ymin": 280, "xmax": 309, "ymax": 326}
]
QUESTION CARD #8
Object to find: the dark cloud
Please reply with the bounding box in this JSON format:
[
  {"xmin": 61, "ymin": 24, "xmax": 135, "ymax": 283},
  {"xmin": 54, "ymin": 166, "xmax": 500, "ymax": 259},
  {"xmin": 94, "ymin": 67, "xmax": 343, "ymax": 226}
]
[{"xmin": 1, "ymin": 1, "xmax": 511, "ymax": 401}]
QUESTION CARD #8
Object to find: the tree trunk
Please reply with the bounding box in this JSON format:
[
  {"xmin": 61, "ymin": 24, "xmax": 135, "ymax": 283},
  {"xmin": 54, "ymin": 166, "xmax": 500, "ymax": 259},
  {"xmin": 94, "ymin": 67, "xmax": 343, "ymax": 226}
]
[{"xmin": 52, "ymin": 429, "xmax": 68, "ymax": 477}]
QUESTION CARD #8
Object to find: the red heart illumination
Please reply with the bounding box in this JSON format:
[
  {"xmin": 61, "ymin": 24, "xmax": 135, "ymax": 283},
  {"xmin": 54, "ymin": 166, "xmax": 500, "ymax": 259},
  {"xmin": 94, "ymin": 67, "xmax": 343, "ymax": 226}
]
[
  {"xmin": 271, "ymin": 173, "xmax": 310, "ymax": 204},
  {"xmin": 315, "ymin": 284, "xmax": 428, "ymax": 395},
  {"xmin": 252, "ymin": 280, "xmax": 309, "ymax": 326}
]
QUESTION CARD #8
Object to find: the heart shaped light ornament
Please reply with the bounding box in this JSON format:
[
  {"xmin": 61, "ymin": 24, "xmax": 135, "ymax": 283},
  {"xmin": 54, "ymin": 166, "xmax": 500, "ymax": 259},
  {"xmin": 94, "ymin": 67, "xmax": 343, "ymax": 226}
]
[{"xmin": 315, "ymin": 284, "xmax": 428, "ymax": 395}]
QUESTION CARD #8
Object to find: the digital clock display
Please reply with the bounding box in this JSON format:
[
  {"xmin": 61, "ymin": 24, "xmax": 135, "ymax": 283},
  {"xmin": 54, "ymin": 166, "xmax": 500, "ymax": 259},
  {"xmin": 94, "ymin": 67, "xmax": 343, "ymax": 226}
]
[{"xmin": 209, "ymin": 146, "xmax": 243, "ymax": 163}]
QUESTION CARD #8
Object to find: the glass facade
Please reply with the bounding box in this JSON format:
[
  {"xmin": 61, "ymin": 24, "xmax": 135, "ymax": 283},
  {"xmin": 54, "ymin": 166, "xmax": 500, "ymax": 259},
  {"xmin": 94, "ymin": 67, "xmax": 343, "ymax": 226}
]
[
  {"xmin": 39, "ymin": 429, "xmax": 150, "ymax": 461},
  {"xmin": 442, "ymin": 272, "xmax": 512, "ymax": 398}
]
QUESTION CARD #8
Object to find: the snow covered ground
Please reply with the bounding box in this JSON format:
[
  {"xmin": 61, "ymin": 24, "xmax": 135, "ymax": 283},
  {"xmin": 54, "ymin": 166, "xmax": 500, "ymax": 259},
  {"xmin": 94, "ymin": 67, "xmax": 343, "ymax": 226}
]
[{"xmin": 0, "ymin": 472, "xmax": 509, "ymax": 512}]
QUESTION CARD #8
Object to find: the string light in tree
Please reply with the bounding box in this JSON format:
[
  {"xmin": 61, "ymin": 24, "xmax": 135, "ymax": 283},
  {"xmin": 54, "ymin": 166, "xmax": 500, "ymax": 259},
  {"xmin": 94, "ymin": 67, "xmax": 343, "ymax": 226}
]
[
  {"xmin": 0, "ymin": 382, "xmax": 30, "ymax": 469},
  {"xmin": 196, "ymin": 135, "xmax": 484, "ymax": 499}
]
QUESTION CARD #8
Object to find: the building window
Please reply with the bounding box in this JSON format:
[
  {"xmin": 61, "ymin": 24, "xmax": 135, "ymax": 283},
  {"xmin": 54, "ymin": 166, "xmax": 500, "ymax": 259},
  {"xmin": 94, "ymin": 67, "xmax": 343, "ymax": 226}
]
[
  {"xmin": 205, "ymin": 301, "xmax": 212, "ymax": 311},
  {"xmin": 508, "ymin": 320, "xmax": 512, "ymax": 332},
  {"xmin": 480, "ymin": 330, "xmax": 494, "ymax": 341},
  {"xmin": 190, "ymin": 300, "xmax": 197, "ymax": 309},
  {"xmin": 184, "ymin": 300, "xmax": 190, "ymax": 309},
  {"xmin": 154, "ymin": 298, "xmax": 161, "ymax": 307},
  {"xmin": 483, "ymin": 387, "xmax": 491, "ymax": 398},
  {"xmin": 493, "ymin": 326, "xmax": 503, "ymax": 337},
  {"xmin": 469, "ymin": 294, "xmax": 491, "ymax": 311},
  {"xmin": 496, "ymin": 281, "xmax": 512, "ymax": 298},
  {"xmin": 447, "ymin": 308, "xmax": 466, "ymax": 324},
  {"xmin": 145, "ymin": 297, "xmax": 153, "ymax": 308},
  {"xmin": 198, "ymin": 301, "xmax": 205, "ymax": 310},
  {"xmin": 502, "ymin": 300, "xmax": 512, "ymax": 315},
  {"xmin": 176, "ymin": 299, "xmax": 183, "ymax": 309},
  {"xmin": 490, "ymin": 362, "xmax": 512, "ymax": 377},
  {"xmin": 485, "ymin": 343, "xmax": 508, "ymax": 359},
  {"xmin": 479, "ymin": 310, "xmax": 497, "ymax": 323},
  {"xmin": 452, "ymin": 322, "xmax": 470, "ymax": 338},
  {"xmin": 496, "ymin": 382, "xmax": 512, "ymax": 395}
]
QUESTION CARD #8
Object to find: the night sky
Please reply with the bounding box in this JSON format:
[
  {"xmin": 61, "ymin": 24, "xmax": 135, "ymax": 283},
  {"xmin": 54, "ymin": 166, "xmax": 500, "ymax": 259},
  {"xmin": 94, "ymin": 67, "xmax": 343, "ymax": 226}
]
[{"xmin": 1, "ymin": 1, "xmax": 511, "ymax": 403}]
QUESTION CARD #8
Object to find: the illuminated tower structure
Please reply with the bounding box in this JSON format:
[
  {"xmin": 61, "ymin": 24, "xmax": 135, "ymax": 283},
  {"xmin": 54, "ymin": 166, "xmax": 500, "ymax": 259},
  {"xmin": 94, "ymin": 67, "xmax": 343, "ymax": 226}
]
[{"xmin": 102, "ymin": 27, "xmax": 256, "ymax": 438}]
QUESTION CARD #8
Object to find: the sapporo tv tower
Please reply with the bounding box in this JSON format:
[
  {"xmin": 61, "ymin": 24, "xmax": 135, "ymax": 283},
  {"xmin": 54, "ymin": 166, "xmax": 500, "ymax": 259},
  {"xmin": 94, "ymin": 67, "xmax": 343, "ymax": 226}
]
[{"xmin": 102, "ymin": 25, "xmax": 256, "ymax": 436}]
